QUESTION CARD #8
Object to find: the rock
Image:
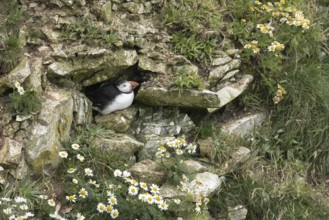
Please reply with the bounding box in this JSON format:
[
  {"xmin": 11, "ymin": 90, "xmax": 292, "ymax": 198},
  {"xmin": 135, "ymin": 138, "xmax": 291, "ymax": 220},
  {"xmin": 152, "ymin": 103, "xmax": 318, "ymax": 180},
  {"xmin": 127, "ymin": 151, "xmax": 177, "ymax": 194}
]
[
  {"xmin": 101, "ymin": 1, "xmax": 112, "ymax": 23},
  {"xmin": 212, "ymin": 56, "xmax": 232, "ymax": 66},
  {"xmin": 0, "ymin": 137, "xmax": 24, "ymax": 166},
  {"xmin": 138, "ymin": 136, "xmax": 174, "ymax": 160},
  {"xmin": 130, "ymin": 159, "xmax": 167, "ymax": 185},
  {"xmin": 136, "ymin": 87, "xmax": 220, "ymax": 108},
  {"xmin": 198, "ymin": 137, "xmax": 214, "ymax": 159},
  {"xmin": 0, "ymin": 57, "xmax": 31, "ymax": 94},
  {"xmin": 221, "ymin": 69, "xmax": 240, "ymax": 81},
  {"xmin": 186, "ymin": 211, "xmax": 213, "ymax": 220},
  {"xmin": 26, "ymin": 58, "xmax": 44, "ymax": 93},
  {"xmin": 41, "ymin": 27, "xmax": 61, "ymax": 43},
  {"xmin": 122, "ymin": 2, "xmax": 145, "ymax": 14},
  {"xmin": 72, "ymin": 91, "xmax": 92, "ymax": 125},
  {"xmin": 0, "ymin": 166, "xmax": 6, "ymax": 185},
  {"xmin": 219, "ymin": 147, "xmax": 251, "ymax": 175},
  {"xmin": 95, "ymin": 106, "xmax": 137, "ymax": 133},
  {"xmin": 208, "ymin": 59, "xmax": 241, "ymax": 86},
  {"xmin": 221, "ymin": 112, "xmax": 266, "ymax": 136},
  {"xmin": 9, "ymin": 159, "xmax": 29, "ymax": 180},
  {"xmin": 182, "ymin": 160, "xmax": 208, "ymax": 174},
  {"xmin": 93, "ymin": 135, "xmax": 144, "ymax": 159},
  {"xmin": 138, "ymin": 56, "xmax": 167, "ymax": 74},
  {"xmin": 25, "ymin": 87, "xmax": 74, "ymax": 173},
  {"xmin": 228, "ymin": 205, "xmax": 248, "ymax": 220},
  {"xmin": 48, "ymin": 49, "xmax": 138, "ymax": 86},
  {"xmin": 189, "ymin": 172, "xmax": 223, "ymax": 199},
  {"xmin": 210, "ymin": 74, "xmax": 253, "ymax": 111}
]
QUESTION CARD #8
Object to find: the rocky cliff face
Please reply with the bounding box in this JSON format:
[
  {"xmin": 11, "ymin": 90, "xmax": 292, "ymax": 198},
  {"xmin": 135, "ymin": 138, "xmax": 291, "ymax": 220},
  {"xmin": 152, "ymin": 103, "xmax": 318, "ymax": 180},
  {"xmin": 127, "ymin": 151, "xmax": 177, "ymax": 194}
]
[{"xmin": 0, "ymin": 1, "xmax": 265, "ymax": 218}]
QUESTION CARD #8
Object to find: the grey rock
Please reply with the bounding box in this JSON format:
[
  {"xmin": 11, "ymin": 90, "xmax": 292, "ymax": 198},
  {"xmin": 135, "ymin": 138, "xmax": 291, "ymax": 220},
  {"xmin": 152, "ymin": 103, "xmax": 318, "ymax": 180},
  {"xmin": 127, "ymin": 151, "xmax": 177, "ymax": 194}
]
[
  {"xmin": 212, "ymin": 56, "xmax": 232, "ymax": 66},
  {"xmin": 138, "ymin": 56, "xmax": 167, "ymax": 74},
  {"xmin": 189, "ymin": 172, "xmax": 223, "ymax": 199},
  {"xmin": 95, "ymin": 107, "xmax": 137, "ymax": 133},
  {"xmin": 26, "ymin": 58, "xmax": 44, "ymax": 94},
  {"xmin": 182, "ymin": 160, "xmax": 208, "ymax": 174},
  {"xmin": 136, "ymin": 87, "xmax": 220, "ymax": 108},
  {"xmin": 9, "ymin": 159, "xmax": 29, "ymax": 180},
  {"xmin": 209, "ymin": 59, "xmax": 241, "ymax": 86},
  {"xmin": 72, "ymin": 91, "xmax": 92, "ymax": 125},
  {"xmin": 221, "ymin": 69, "xmax": 240, "ymax": 81},
  {"xmin": 93, "ymin": 135, "xmax": 144, "ymax": 159},
  {"xmin": 219, "ymin": 147, "xmax": 251, "ymax": 175},
  {"xmin": 101, "ymin": 1, "xmax": 112, "ymax": 23},
  {"xmin": 0, "ymin": 138, "xmax": 24, "ymax": 166},
  {"xmin": 123, "ymin": 2, "xmax": 145, "ymax": 14},
  {"xmin": 41, "ymin": 27, "xmax": 61, "ymax": 43},
  {"xmin": 138, "ymin": 136, "xmax": 174, "ymax": 160},
  {"xmin": 228, "ymin": 205, "xmax": 248, "ymax": 220},
  {"xmin": 25, "ymin": 87, "xmax": 73, "ymax": 173},
  {"xmin": 0, "ymin": 166, "xmax": 5, "ymax": 185},
  {"xmin": 0, "ymin": 57, "xmax": 31, "ymax": 94},
  {"xmin": 221, "ymin": 112, "xmax": 266, "ymax": 136},
  {"xmin": 130, "ymin": 159, "xmax": 167, "ymax": 185}
]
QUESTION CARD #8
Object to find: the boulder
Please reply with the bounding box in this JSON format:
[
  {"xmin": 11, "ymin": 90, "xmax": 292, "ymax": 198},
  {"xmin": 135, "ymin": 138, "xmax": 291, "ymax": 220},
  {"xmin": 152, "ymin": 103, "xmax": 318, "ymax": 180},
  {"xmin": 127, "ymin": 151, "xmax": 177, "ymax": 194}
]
[
  {"xmin": 0, "ymin": 137, "xmax": 24, "ymax": 167},
  {"xmin": 130, "ymin": 159, "xmax": 167, "ymax": 185},
  {"xmin": 0, "ymin": 57, "xmax": 31, "ymax": 94},
  {"xmin": 93, "ymin": 135, "xmax": 144, "ymax": 159},
  {"xmin": 95, "ymin": 106, "xmax": 137, "ymax": 133},
  {"xmin": 25, "ymin": 87, "xmax": 73, "ymax": 173},
  {"xmin": 72, "ymin": 91, "xmax": 92, "ymax": 125},
  {"xmin": 209, "ymin": 59, "xmax": 241, "ymax": 86},
  {"xmin": 228, "ymin": 205, "xmax": 248, "ymax": 220},
  {"xmin": 221, "ymin": 112, "xmax": 266, "ymax": 136}
]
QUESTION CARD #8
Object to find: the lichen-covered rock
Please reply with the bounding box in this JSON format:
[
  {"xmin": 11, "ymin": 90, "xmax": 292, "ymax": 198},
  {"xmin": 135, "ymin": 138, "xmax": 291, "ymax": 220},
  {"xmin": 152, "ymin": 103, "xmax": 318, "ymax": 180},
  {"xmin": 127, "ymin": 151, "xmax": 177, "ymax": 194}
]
[
  {"xmin": 72, "ymin": 91, "xmax": 92, "ymax": 125},
  {"xmin": 182, "ymin": 159, "xmax": 208, "ymax": 174},
  {"xmin": 209, "ymin": 59, "xmax": 241, "ymax": 86},
  {"xmin": 93, "ymin": 135, "xmax": 144, "ymax": 159},
  {"xmin": 48, "ymin": 49, "xmax": 138, "ymax": 86},
  {"xmin": 0, "ymin": 137, "xmax": 24, "ymax": 167},
  {"xmin": 135, "ymin": 87, "xmax": 220, "ymax": 108},
  {"xmin": 228, "ymin": 205, "xmax": 248, "ymax": 220},
  {"xmin": 138, "ymin": 56, "xmax": 167, "ymax": 74},
  {"xmin": 0, "ymin": 166, "xmax": 6, "ymax": 185},
  {"xmin": 219, "ymin": 147, "xmax": 251, "ymax": 175},
  {"xmin": 130, "ymin": 159, "xmax": 167, "ymax": 185},
  {"xmin": 25, "ymin": 87, "xmax": 73, "ymax": 173},
  {"xmin": 0, "ymin": 57, "xmax": 31, "ymax": 94},
  {"xmin": 137, "ymin": 136, "xmax": 174, "ymax": 160},
  {"xmin": 26, "ymin": 58, "xmax": 44, "ymax": 94},
  {"xmin": 221, "ymin": 112, "xmax": 266, "ymax": 136},
  {"xmin": 95, "ymin": 106, "xmax": 137, "ymax": 133},
  {"xmin": 122, "ymin": 2, "xmax": 146, "ymax": 14}
]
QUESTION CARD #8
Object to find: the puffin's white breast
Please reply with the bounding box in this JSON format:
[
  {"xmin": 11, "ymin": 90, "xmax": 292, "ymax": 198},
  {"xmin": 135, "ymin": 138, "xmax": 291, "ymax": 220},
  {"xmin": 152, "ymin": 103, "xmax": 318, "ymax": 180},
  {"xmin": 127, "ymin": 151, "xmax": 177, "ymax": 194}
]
[{"xmin": 100, "ymin": 92, "xmax": 134, "ymax": 115}]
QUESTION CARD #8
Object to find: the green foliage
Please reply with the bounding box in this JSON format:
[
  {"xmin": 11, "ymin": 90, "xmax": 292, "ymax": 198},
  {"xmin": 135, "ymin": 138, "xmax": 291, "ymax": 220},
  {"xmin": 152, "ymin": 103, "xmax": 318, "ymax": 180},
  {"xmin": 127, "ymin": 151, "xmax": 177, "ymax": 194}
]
[
  {"xmin": 60, "ymin": 17, "xmax": 117, "ymax": 45},
  {"xmin": 8, "ymin": 88, "xmax": 42, "ymax": 116},
  {"xmin": 173, "ymin": 67, "xmax": 205, "ymax": 92},
  {"xmin": 0, "ymin": 1, "xmax": 25, "ymax": 74},
  {"xmin": 211, "ymin": 174, "xmax": 329, "ymax": 219},
  {"xmin": 164, "ymin": 0, "xmax": 224, "ymax": 65}
]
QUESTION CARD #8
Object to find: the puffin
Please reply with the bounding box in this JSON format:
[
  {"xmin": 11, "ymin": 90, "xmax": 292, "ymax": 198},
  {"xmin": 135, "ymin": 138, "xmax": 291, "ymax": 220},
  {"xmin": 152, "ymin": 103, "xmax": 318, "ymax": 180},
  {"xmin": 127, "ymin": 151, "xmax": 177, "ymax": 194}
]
[{"xmin": 85, "ymin": 80, "xmax": 139, "ymax": 115}]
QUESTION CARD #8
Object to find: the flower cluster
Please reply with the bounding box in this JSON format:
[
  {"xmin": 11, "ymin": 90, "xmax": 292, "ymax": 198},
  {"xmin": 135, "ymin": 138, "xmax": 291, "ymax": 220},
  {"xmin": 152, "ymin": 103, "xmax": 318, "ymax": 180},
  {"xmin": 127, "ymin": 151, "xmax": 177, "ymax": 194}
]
[
  {"xmin": 14, "ymin": 82, "xmax": 25, "ymax": 95},
  {"xmin": 273, "ymin": 84, "xmax": 287, "ymax": 104},
  {"xmin": 243, "ymin": 40, "xmax": 260, "ymax": 54},
  {"xmin": 1, "ymin": 197, "xmax": 34, "ymax": 220},
  {"xmin": 267, "ymin": 41, "xmax": 285, "ymax": 52},
  {"xmin": 155, "ymin": 138, "xmax": 197, "ymax": 159},
  {"xmin": 113, "ymin": 169, "xmax": 169, "ymax": 211},
  {"xmin": 256, "ymin": 23, "xmax": 275, "ymax": 37},
  {"xmin": 177, "ymin": 175, "xmax": 210, "ymax": 214}
]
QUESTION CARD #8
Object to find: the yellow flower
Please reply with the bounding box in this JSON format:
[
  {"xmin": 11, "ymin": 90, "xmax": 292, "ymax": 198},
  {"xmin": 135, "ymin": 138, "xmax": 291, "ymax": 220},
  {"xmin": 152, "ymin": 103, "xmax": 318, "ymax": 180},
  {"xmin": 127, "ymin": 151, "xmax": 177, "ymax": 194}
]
[
  {"xmin": 66, "ymin": 194, "xmax": 77, "ymax": 203},
  {"xmin": 106, "ymin": 205, "xmax": 113, "ymax": 213},
  {"xmin": 79, "ymin": 188, "xmax": 88, "ymax": 198}
]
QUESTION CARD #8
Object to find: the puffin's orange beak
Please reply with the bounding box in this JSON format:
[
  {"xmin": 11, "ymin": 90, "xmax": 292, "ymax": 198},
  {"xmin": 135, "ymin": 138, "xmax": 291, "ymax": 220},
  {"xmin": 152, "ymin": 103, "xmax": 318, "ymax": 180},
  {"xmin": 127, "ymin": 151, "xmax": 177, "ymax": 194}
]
[{"xmin": 129, "ymin": 81, "xmax": 139, "ymax": 89}]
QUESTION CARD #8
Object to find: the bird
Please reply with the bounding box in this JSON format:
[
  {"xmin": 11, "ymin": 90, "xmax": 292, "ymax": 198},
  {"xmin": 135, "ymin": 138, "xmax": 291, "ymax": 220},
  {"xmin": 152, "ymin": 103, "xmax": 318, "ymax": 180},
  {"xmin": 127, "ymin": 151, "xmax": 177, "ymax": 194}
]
[{"xmin": 85, "ymin": 80, "xmax": 139, "ymax": 115}]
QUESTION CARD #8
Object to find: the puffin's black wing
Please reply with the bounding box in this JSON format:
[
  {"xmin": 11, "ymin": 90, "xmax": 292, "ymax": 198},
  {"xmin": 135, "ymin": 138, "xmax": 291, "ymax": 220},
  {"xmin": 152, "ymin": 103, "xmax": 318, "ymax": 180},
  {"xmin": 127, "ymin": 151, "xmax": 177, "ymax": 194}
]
[{"xmin": 85, "ymin": 84, "xmax": 121, "ymax": 110}]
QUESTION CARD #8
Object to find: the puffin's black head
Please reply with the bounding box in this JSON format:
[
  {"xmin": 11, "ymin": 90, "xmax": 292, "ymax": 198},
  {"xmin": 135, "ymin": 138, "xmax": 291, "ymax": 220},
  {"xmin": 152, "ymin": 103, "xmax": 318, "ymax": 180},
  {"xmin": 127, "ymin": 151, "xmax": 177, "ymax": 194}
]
[{"xmin": 116, "ymin": 80, "xmax": 139, "ymax": 93}]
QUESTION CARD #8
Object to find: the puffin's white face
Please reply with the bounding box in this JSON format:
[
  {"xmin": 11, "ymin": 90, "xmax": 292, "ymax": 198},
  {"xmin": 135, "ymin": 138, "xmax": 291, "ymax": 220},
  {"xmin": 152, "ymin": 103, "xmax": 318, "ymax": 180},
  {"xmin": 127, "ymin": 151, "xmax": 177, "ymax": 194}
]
[{"xmin": 116, "ymin": 81, "xmax": 139, "ymax": 93}]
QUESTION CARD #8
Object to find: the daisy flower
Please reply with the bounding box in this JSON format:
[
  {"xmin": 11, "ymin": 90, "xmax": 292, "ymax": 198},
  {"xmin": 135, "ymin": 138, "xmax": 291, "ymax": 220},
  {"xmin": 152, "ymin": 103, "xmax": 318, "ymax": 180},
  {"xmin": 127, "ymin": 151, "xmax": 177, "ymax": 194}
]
[
  {"xmin": 58, "ymin": 151, "xmax": 68, "ymax": 158},
  {"xmin": 174, "ymin": 199, "xmax": 181, "ymax": 204},
  {"xmin": 84, "ymin": 168, "xmax": 93, "ymax": 176},
  {"xmin": 150, "ymin": 184, "xmax": 160, "ymax": 194},
  {"xmin": 106, "ymin": 205, "xmax": 113, "ymax": 213},
  {"xmin": 113, "ymin": 169, "xmax": 122, "ymax": 177},
  {"xmin": 79, "ymin": 188, "xmax": 88, "ymax": 198},
  {"xmin": 15, "ymin": 82, "xmax": 21, "ymax": 88},
  {"xmin": 15, "ymin": 197, "xmax": 27, "ymax": 203},
  {"xmin": 3, "ymin": 208, "xmax": 12, "ymax": 215},
  {"xmin": 158, "ymin": 201, "xmax": 168, "ymax": 210},
  {"xmin": 47, "ymin": 199, "xmax": 56, "ymax": 207},
  {"xmin": 97, "ymin": 203, "xmax": 106, "ymax": 213},
  {"xmin": 153, "ymin": 195, "xmax": 163, "ymax": 204},
  {"xmin": 111, "ymin": 209, "xmax": 119, "ymax": 219},
  {"xmin": 66, "ymin": 194, "xmax": 77, "ymax": 203},
  {"xmin": 122, "ymin": 170, "xmax": 131, "ymax": 177},
  {"xmin": 140, "ymin": 182, "xmax": 148, "ymax": 191},
  {"xmin": 71, "ymin": 143, "xmax": 80, "ymax": 150},
  {"xmin": 72, "ymin": 178, "xmax": 78, "ymax": 184},
  {"xmin": 108, "ymin": 196, "xmax": 118, "ymax": 205},
  {"xmin": 76, "ymin": 213, "xmax": 85, "ymax": 220},
  {"xmin": 76, "ymin": 154, "xmax": 85, "ymax": 162},
  {"xmin": 146, "ymin": 194, "xmax": 154, "ymax": 204},
  {"xmin": 128, "ymin": 186, "xmax": 139, "ymax": 196},
  {"xmin": 138, "ymin": 193, "xmax": 147, "ymax": 202},
  {"xmin": 176, "ymin": 149, "xmax": 183, "ymax": 155},
  {"xmin": 20, "ymin": 204, "xmax": 28, "ymax": 210},
  {"xmin": 17, "ymin": 86, "xmax": 25, "ymax": 95},
  {"xmin": 67, "ymin": 168, "xmax": 76, "ymax": 174}
]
